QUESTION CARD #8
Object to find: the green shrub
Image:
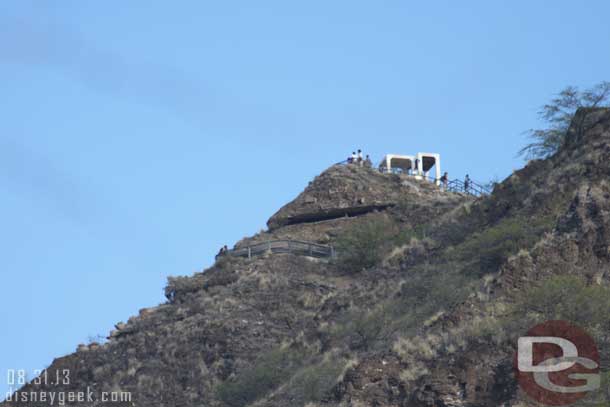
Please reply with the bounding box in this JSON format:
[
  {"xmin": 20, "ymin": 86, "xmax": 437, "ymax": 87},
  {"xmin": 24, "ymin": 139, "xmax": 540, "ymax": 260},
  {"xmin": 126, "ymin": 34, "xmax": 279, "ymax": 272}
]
[
  {"xmin": 393, "ymin": 225, "xmax": 427, "ymax": 246},
  {"xmin": 334, "ymin": 217, "xmax": 397, "ymax": 272},
  {"xmin": 510, "ymin": 275, "xmax": 610, "ymax": 341},
  {"xmin": 449, "ymin": 215, "xmax": 554, "ymax": 275},
  {"xmin": 216, "ymin": 346, "xmax": 307, "ymax": 407},
  {"xmin": 346, "ymin": 304, "xmax": 397, "ymax": 351},
  {"xmin": 502, "ymin": 276, "xmax": 610, "ymax": 385},
  {"xmin": 284, "ymin": 357, "xmax": 348, "ymax": 405},
  {"xmin": 329, "ymin": 271, "xmax": 475, "ymax": 351},
  {"xmin": 391, "ymin": 270, "xmax": 475, "ymax": 333}
]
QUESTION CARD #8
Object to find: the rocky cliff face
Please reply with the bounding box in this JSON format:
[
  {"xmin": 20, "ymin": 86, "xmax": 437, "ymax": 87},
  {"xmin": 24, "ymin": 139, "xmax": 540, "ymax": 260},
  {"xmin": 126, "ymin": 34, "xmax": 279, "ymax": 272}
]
[
  {"xmin": 266, "ymin": 165, "xmax": 460, "ymax": 231},
  {"xmin": 5, "ymin": 108, "xmax": 610, "ymax": 407}
]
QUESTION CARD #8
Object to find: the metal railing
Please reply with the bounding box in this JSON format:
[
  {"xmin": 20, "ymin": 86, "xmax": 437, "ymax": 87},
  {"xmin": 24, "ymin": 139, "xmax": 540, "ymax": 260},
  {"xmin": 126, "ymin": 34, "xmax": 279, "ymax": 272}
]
[
  {"xmin": 446, "ymin": 179, "xmax": 491, "ymax": 197},
  {"xmin": 217, "ymin": 240, "xmax": 336, "ymax": 261},
  {"xmin": 336, "ymin": 160, "xmax": 492, "ymax": 196}
]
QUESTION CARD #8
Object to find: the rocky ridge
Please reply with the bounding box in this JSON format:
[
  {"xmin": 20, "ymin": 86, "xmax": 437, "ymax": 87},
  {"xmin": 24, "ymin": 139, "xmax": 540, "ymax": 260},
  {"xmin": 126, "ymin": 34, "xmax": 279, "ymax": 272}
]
[{"xmin": 5, "ymin": 108, "xmax": 610, "ymax": 407}]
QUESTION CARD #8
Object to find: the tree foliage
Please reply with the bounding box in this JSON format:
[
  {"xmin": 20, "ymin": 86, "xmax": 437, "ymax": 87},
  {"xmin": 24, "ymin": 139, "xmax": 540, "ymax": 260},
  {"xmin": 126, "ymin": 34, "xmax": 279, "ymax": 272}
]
[{"xmin": 520, "ymin": 82, "xmax": 610, "ymax": 159}]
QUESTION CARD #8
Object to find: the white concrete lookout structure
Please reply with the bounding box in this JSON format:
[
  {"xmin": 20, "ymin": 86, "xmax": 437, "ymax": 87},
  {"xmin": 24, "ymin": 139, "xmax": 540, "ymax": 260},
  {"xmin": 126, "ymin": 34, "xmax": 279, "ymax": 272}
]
[{"xmin": 379, "ymin": 152, "xmax": 442, "ymax": 185}]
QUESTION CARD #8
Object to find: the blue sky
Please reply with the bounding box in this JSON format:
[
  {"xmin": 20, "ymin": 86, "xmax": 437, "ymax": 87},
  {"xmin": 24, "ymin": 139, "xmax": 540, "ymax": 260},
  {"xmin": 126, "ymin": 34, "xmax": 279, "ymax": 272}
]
[{"xmin": 1, "ymin": 0, "xmax": 609, "ymax": 397}]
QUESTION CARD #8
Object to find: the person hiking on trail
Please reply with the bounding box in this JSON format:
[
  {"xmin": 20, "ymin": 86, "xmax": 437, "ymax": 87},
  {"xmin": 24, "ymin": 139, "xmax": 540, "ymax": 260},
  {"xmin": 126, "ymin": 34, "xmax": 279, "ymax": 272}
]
[
  {"xmin": 364, "ymin": 154, "xmax": 372, "ymax": 168},
  {"xmin": 357, "ymin": 149, "xmax": 363, "ymax": 166},
  {"xmin": 464, "ymin": 174, "xmax": 471, "ymax": 193},
  {"xmin": 440, "ymin": 172, "xmax": 449, "ymax": 190}
]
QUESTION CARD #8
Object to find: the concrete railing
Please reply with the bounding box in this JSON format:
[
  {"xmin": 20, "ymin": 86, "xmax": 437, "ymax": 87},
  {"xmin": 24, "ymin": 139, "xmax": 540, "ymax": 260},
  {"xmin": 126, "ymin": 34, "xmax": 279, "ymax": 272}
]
[{"xmin": 218, "ymin": 240, "xmax": 336, "ymax": 260}]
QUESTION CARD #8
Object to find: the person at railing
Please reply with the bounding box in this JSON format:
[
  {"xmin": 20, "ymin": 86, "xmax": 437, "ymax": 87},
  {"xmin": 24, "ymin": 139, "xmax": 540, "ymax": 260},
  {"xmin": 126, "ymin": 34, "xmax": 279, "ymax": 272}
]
[
  {"xmin": 440, "ymin": 172, "xmax": 449, "ymax": 190},
  {"xmin": 464, "ymin": 174, "xmax": 471, "ymax": 194},
  {"xmin": 348, "ymin": 151, "xmax": 356, "ymax": 164}
]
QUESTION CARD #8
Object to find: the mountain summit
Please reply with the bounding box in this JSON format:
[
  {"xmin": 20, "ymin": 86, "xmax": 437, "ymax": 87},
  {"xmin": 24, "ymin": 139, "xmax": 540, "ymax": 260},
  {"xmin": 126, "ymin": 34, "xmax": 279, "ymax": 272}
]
[{"xmin": 6, "ymin": 108, "xmax": 610, "ymax": 407}]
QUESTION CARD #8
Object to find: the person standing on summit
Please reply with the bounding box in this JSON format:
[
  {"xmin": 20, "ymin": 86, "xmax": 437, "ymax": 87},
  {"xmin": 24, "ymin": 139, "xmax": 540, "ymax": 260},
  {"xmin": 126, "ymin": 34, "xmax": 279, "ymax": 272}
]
[
  {"xmin": 440, "ymin": 172, "xmax": 449, "ymax": 190},
  {"xmin": 357, "ymin": 149, "xmax": 363, "ymax": 166},
  {"xmin": 464, "ymin": 174, "xmax": 471, "ymax": 193}
]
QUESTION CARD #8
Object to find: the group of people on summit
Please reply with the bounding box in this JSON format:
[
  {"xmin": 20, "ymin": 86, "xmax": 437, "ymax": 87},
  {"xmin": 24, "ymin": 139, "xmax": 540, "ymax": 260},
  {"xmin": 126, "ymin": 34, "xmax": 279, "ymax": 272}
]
[
  {"xmin": 440, "ymin": 173, "xmax": 470, "ymax": 192},
  {"xmin": 347, "ymin": 149, "xmax": 373, "ymax": 168},
  {"xmin": 344, "ymin": 151, "xmax": 474, "ymax": 194},
  {"xmin": 440, "ymin": 173, "xmax": 473, "ymax": 193}
]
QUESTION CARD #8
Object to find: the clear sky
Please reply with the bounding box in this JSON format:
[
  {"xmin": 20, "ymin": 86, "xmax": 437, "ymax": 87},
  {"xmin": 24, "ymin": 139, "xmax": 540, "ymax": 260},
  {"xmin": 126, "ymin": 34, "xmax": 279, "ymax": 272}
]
[{"xmin": 1, "ymin": 0, "xmax": 609, "ymax": 397}]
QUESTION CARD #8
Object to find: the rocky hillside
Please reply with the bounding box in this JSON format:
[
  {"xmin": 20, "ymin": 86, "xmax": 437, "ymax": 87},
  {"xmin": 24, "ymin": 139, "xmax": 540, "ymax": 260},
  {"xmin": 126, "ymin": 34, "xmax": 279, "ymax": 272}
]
[{"xmin": 5, "ymin": 108, "xmax": 610, "ymax": 407}]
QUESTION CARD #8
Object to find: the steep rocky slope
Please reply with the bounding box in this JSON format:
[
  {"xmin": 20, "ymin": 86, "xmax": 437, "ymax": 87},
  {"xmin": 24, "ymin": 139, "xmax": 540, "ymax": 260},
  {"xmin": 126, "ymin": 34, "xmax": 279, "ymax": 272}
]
[{"xmin": 5, "ymin": 108, "xmax": 610, "ymax": 407}]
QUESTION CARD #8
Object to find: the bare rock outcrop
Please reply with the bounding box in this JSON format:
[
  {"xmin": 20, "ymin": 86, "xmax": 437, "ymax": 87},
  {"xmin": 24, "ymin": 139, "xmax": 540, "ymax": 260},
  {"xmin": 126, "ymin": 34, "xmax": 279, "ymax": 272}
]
[{"xmin": 267, "ymin": 164, "xmax": 461, "ymax": 230}]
